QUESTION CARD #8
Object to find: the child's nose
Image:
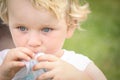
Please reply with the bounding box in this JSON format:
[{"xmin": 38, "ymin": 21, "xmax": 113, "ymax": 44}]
[{"xmin": 27, "ymin": 34, "xmax": 42, "ymax": 49}]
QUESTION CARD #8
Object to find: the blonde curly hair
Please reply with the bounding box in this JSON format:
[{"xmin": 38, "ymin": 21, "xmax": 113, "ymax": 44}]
[{"xmin": 0, "ymin": 0, "xmax": 90, "ymax": 28}]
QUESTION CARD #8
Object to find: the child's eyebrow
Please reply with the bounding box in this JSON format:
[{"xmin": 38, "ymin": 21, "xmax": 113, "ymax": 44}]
[
  {"xmin": 38, "ymin": 24, "xmax": 57, "ymax": 29},
  {"xmin": 12, "ymin": 23, "xmax": 26, "ymax": 27}
]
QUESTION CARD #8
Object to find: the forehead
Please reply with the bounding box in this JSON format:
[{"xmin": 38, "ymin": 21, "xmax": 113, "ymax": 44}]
[{"xmin": 7, "ymin": 0, "xmax": 58, "ymax": 26}]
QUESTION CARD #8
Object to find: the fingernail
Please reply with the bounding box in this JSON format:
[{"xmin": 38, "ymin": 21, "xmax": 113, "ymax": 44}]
[
  {"xmin": 32, "ymin": 54, "xmax": 35, "ymax": 58},
  {"xmin": 19, "ymin": 62, "xmax": 25, "ymax": 67}
]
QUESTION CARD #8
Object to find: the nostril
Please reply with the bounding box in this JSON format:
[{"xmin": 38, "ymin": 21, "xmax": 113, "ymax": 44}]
[
  {"xmin": 27, "ymin": 33, "xmax": 42, "ymax": 47},
  {"xmin": 29, "ymin": 44, "xmax": 40, "ymax": 47},
  {"xmin": 27, "ymin": 47, "xmax": 39, "ymax": 53},
  {"xmin": 27, "ymin": 39, "xmax": 41, "ymax": 48}
]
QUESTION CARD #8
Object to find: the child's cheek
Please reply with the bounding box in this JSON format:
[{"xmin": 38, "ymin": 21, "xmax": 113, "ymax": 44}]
[{"xmin": 45, "ymin": 44, "xmax": 62, "ymax": 54}]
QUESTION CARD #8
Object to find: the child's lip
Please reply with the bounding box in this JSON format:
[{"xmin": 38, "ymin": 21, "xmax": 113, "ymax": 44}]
[
  {"xmin": 32, "ymin": 49, "xmax": 45, "ymax": 54},
  {"xmin": 33, "ymin": 50, "xmax": 40, "ymax": 54},
  {"xmin": 28, "ymin": 46, "xmax": 46, "ymax": 54}
]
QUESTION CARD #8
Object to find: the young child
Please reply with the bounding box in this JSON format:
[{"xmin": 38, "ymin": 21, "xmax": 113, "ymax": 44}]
[{"xmin": 0, "ymin": 0, "xmax": 107, "ymax": 80}]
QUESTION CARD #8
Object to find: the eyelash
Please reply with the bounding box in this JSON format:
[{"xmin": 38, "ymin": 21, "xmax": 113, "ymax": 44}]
[
  {"xmin": 17, "ymin": 26, "xmax": 28, "ymax": 31},
  {"xmin": 41, "ymin": 27, "xmax": 53, "ymax": 32},
  {"xmin": 16, "ymin": 26, "xmax": 53, "ymax": 33}
]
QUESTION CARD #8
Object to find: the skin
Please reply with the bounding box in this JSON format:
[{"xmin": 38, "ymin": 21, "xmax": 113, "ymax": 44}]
[{"xmin": 0, "ymin": 0, "xmax": 107, "ymax": 80}]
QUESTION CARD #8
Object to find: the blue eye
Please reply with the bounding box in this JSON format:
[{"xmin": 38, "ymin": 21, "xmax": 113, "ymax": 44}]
[
  {"xmin": 42, "ymin": 28, "xmax": 52, "ymax": 32},
  {"xmin": 18, "ymin": 26, "xmax": 28, "ymax": 31}
]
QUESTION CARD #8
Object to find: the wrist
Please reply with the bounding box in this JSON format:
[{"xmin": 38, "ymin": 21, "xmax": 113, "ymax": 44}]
[
  {"xmin": 0, "ymin": 75, "xmax": 12, "ymax": 80},
  {"xmin": 0, "ymin": 67, "xmax": 12, "ymax": 80}
]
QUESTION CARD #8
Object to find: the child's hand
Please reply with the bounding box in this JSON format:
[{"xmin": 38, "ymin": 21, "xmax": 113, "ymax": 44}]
[
  {"xmin": 33, "ymin": 54, "xmax": 91, "ymax": 80},
  {"xmin": 0, "ymin": 47, "xmax": 34, "ymax": 80}
]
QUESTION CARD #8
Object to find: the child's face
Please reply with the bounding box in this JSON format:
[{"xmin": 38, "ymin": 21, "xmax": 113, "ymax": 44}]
[{"xmin": 7, "ymin": 0, "xmax": 74, "ymax": 55}]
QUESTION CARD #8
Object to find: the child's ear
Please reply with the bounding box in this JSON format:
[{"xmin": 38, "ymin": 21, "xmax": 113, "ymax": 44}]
[
  {"xmin": 66, "ymin": 19, "xmax": 77, "ymax": 38},
  {"xmin": 66, "ymin": 26, "xmax": 76, "ymax": 38}
]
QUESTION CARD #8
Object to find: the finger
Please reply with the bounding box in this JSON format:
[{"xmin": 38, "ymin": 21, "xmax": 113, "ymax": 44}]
[
  {"xmin": 19, "ymin": 47, "xmax": 35, "ymax": 58},
  {"xmin": 37, "ymin": 70, "xmax": 54, "ymax": 80},
  {"xmin": 37, "ymin": 54, "xmax": 58, "ymax": 62},
  {"xmin": 12, "ymin": 47, "xmax": 35, "ymax": 61},
  {"xmin": 33, "ymin": 61, "xmax": 55, "ymax": 71},
  {"xmin": 8, "ymin": 61, "xmax": 25, "ymax": 69},
  {"xmin": 14, "ymin": 51, "xmax": 32, "ymax": 61},
  {"xmin": 5, "ymin": 50, "xmax": 30, "ymax": 62}
]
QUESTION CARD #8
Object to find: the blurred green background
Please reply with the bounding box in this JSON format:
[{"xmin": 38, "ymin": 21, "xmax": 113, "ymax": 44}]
[{"xmin": 63, "ymin": 0, "xmax": 120, "ymax": 80}]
